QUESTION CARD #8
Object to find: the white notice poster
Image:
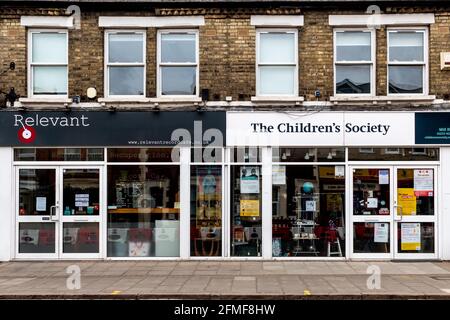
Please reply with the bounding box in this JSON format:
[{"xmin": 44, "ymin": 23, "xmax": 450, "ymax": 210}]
[
  {"xmin": 379, "ymin": 170, "xmax": 389, "ymax": 185},
  {"xmin": 240, "ymin": 167, "xmax": 260, "ymax": 194},
  {"xmin": 414, "ymin": 169, "xmax": 433, "ymax": 197},
  {"xmin": 335, "ymin": 166, "xmax": 345, "ymax": 177},
  {"xmin": 374, "ymin": 223, "xmax": 389, "ymax": 243},
  {"xmin": 36, "ymin": 197, "xmax": 47, "ymax": 212},
  {"xmin": 401, "ymin": 223, "xmax": 421, "ymax": 251},
  {"xmin": 272, "ymin": 166, "xmax": 286, "ymax": 185},
  {"xmin": 75, "ymin": 194, "xmax": 90, "ymax": 207}
]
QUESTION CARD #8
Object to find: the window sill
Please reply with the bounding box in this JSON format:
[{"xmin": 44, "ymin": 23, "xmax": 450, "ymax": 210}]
[
  {"xmin": 98, "ymin": 97, "xmax": 151, "ymax": 103},
  {"xmin": 251, "ymin": 96, "xmax": 305, "ymax": 103},
  {"xmin": 149, "ymin": 97, "xmax": 202, "ymax": 103},
  {"xmin": 19, "ymin": 97, "xmax": 72, "ymax": 104},
  {"xmin": 330, "ymin": 95, "xmax": 436, "ymax": 103}
]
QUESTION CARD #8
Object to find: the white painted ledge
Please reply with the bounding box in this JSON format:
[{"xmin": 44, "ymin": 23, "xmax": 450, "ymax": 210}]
[
  {"xmin": 21, "ymin": 16, "xmax": 74, "ymax": 28},
  {"xmin": 99, "ymin": 16, "xmax": 205, "ymax": 28},
  {"xmin": 19, "ymin": 97, "xmax": 72, "ymax": 104},
  {"xmin": 251, "ymin": 96, "xmax": 304, "ymax": 102},
  {"xmin": 250, "ymin": 15, "xmax": 304, "ymax": 27},
  {"xmin": 329, "ymin": 13, "xmax": 435, "ymax": 26},
  {"xmin": 98, "ymin": 97, "xmax": 151, "ymax": 103},
  {"xmin": 330, "ymin": 95, "xmax": 436, "ymax": 103},
  {"xmin": 149, "ymin": 97, "xmax": 202, "ymax": 103}
]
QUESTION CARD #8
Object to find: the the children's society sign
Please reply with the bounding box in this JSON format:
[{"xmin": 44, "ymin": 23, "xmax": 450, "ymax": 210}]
[{"xmin": 227, "ymin": 112, "xmax": 415, "ymax": 147}]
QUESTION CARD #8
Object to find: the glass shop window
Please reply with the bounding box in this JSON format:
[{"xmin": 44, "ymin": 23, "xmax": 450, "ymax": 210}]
[
  {"xmin": 14, "ymin": 148, "xmax": 104, "ymax": 161},
  {"xmin": 348, "ymin": 148, "xmax": 439, "ymax": 161},
  {"xmin": 107, "ymin": 148, "xmax": 177, "ymax": 163},
  {"xmin": 272, "ymin": 147, "xmax": 345, "ymax": 162},
  {"xmin": 230, "ymin": 165, "xmax": 262, "ymax": 257},
  {"xmin": 272, "ymin": 165, "xmax": 345, "ymax": 257},
  {"xmin": 107, "ymin": 165, "xmax": 180, "ymax": 257},
  {"xmin": 190, "ymin": 165, "xmax": 222, "ymax": 256}
]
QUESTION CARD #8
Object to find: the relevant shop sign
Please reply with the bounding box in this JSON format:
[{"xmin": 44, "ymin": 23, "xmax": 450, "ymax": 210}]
[
  {"xmin": 0, "ymin": 111, "xmax": 226, "ymax": 146},
  {"xmin": 227, "ymin": 112, "xmax": 415, "ymax": 146},
  {"xmin": 415, "ymin": 112, "xmax": 450, "ymax": 144}
]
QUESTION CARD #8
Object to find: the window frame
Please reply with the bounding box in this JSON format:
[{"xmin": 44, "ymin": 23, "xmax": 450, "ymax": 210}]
[
  {"xmin": 387, "ymin": 27, "xmax": 428, "ymax": 96},
  {"xmin": 27, "ymin": 29, "xmax": 69, "ymax": 98},
  {"xmin": 104, "ymin": 29, "xmax": 147, "ymax": 98},
  {"xmin": 333, "ymin": 28, "xmax": 376, "ymax": 97},
  {"xmin": 255, "ymin": 28, "xmax": 299, "ymax": 97},
  {"xmin": 157, "ymin": 29, "xmax": 199, "ymax": 98}
]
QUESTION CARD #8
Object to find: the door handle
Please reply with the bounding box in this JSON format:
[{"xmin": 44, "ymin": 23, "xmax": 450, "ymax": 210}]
[
  {"xmin": 50, "ymin": 205, "xmax": 59, "ymax": 221},
  {"xmin": 394, "ymin": 205, "xmax": 402, "ymax": 221}
]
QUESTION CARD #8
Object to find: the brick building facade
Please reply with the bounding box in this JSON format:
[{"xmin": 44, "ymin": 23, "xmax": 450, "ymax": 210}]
[{"xmin": 1, "ymin": 0, "xmax": 450, "ymax": 262}]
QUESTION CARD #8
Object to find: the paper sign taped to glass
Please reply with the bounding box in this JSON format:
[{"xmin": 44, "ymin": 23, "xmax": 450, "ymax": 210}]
[
  {"xmin": 240, "ymin": 199, "xmax": 260, "ymax": 217},
  {"xmin": 240, "ymin": 166, "xmax": 260, "ymax": 194},
  {"xmin": 397, "ymin": 188, "xmax": 417, "ymax": 215},
  {"xmin": 414, "ymin": 169, "xmax": 433, "ymax": 197},
  {"xmin": 401, "ymin": 223, "xmax": 421, "ymax": 251}
]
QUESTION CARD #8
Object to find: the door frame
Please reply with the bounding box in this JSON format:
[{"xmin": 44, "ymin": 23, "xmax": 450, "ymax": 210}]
[
  {"xmin": 14, "ymin": 165, "xmax": 105, "ymax": 260},
  {"xmin": 349, "ymin": 164, "xmax": 439, "ymax": 260}
]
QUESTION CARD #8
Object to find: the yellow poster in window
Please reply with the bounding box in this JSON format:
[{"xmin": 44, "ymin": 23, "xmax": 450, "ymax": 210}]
[
  {"xmin": 240, "ymin": 200, "xmax": 260, "ymax": 217},
  {"xmin": 397, "ymin": 188, "xmax": 417, "ymax": 216}
]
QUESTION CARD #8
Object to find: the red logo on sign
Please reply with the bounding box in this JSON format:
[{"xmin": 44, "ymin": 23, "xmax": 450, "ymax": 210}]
[{"xmin": 18, "ymin": 126, "xmax": 36, "ymax": 144}]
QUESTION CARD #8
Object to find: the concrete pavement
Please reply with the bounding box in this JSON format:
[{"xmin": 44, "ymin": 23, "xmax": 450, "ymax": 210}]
[{"xmin": 1, "ymin": 261, "xmax": 450, "ymax": 299}]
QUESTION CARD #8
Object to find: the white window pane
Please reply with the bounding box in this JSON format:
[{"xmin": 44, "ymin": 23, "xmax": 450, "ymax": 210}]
[
  {"xmin": 389, "ymin": 66, "xmax": 423, "ymax": 94},
  {"xmin": 109, "ymin": 67, "xmax": 144, "ymax": 95},
  {"xmin": 336, "ymin": 65, "xmax": 371, "ymax": 94},
  {"xmin": 336, "ymin": 31, "xmax": 371, "ymax": 61},
  {"xmin": 259, "ymin": 66, "xmax": 295, "ymax": 95},
  {"xmin": 32, "ymin": 33, "xmax": 67, "ymax": 63},
  {"xmin": 33, "ymin": 66, "xmax": 67, "ymax": 95},
  {"xmin": 259, "ymin": 32, "xmax": 295, "ymax": 64},
  {"xmin": 108, "ymin": 34, "xmax": 144, "ymax": 63},
  {"xmin": 389, "ymin": 32, "xmax": 424, "ymax": 62},
  {"xmin": 161, "ymin": 33, "xmax": 196, "ymax": 63},
  {"xmin": 161, "ymin": 66, "xmax": 196, "ymax": 95}
]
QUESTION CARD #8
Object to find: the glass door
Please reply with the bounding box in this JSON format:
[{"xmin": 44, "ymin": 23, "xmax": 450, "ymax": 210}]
[
  {"xmin": 16, "ymin": 166, "xmax": 102, "ymax": 259},
  {"xmin": 60, "ymin": 167, "xmax": 102, "ymax": 258},
  {"xmin": 394, "ymin": 167, "xmax": 437, "ymax": 259},
  {"xmin": 16, "ymin": 167, "xmax": 59, "ymax": 259},
  {"xmin": 350, "ymin": 167, "xmax": 393, "ymax": 259}
]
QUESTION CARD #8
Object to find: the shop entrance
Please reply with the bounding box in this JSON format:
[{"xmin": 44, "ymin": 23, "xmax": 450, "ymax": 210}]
[
  {"xmin": 350, "ymin": 166, "xmax": 437, "ymax": 260},
  {"xmin": 15, "ymin": 166, "xmax": 103, "ymax": 259}
]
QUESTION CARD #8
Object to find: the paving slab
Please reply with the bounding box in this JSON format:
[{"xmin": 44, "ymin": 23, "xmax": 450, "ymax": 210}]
[{"xmin": 0, "ymin": 261, "xmax": 450, "ymax": 299}]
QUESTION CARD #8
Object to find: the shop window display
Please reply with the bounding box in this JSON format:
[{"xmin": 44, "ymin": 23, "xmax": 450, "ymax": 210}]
[
  {"xmin": 231, "ymin": 165, "xmax": 262, "ymax": 256},
  {"xmin": 190, "ymin": 166, "xmax": 222, "ymax": 256},
  {"xmin": 107, "ymin": 165, "xmax": 180, "ymax": 257},
  {"xmin": 272, "ymin": 165, "xmax": 345, "ymax": 257}
]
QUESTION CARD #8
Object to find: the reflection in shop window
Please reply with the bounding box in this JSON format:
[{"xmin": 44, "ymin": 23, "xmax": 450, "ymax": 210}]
[
  {"xmin": 272, "ymin": 148, "xmax": 345, "ymax": 162},
  {"xmin": 349, "ymin": 148, "xmax": 439, "ymax": 161},
  {"xmin": 353, "ymin": 222, "xmax": 390, "ymax": 254},
  {"xmin": 231, "ymin": 165, "xmax": 262, "ymax": 256},
  {"xmin": 107, "ymin": 148, "xmax": 176, "ymax": 163},
  {"xmin": 107, "ymin": 165, "xmax": 180, "ymax": 257},
  {"xmin": 14, "ymin": 148, "xmax": 105, "ymax": 161},
  {"xmin": 272, "ymin": 165, "xmax": 345, "ymax": 257},
  {"xmin": 230, "ymin": 147, "xmax": 262, "ymax": 163},
  {"xmin": 190, "ymin": 166, "xmax": 222, "ymax": 256}
]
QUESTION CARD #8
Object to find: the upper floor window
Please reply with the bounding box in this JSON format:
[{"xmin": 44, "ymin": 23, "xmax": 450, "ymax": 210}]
[
  {"xmin": 158, "ymin": 30, "xmax": 198, "ymax": 97},
  {"xmin": 334, "ymin": 29, "xmax": 374, "ymax": 95},
  {"xmin": 28, "ymin": 30, "xmax": 68, "ymax": 97},
  {"xmin": 105, "ymin": 30, "xmax": 146, "ymax": 97},
  {"xmin": 388, "ymin": 29, "xmax": 428, "ymax": 95},
  {"xmin": 256, "ymin": 29, "xmax": 298, "ymax": 96}
]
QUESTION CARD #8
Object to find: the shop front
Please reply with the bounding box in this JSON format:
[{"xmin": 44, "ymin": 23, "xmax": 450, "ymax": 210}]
[{"xmin": 0, "ymin": 110, "xmax": 450, "ymax": 261}]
